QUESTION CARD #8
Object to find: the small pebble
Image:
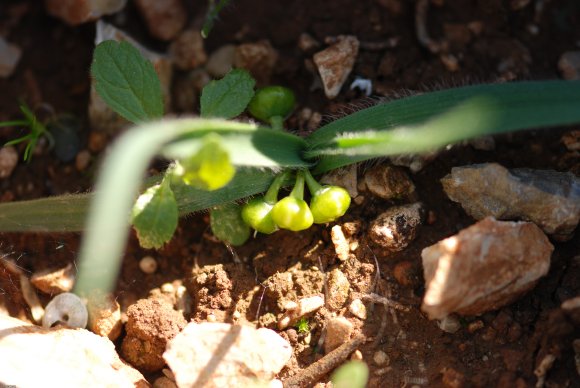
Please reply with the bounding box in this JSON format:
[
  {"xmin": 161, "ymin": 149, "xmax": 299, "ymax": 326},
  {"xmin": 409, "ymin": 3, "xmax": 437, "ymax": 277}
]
[
  {"xmin": 297, "ymin": 33, "xmax": 320, "ymax": 52},
  {"xmin": 87, "ymin": 293, "xmax": 122, "ymax": 341},
  {"xmin": 369, "ymin": 203, "xmax": 424, "ymax": 253},
  {"xmin": 134, "ymin": 0, "xmax": 186, "ymax": 41},
  {"xmin": 373, "ymin": 350, "xmax": 389, "ymax": 366},
  {"xmin": 278, "ymin": 295, "xmax": 324, "ymax": 330},
  {"xmin": 326, "ymin": 269, "xmax": 350, "ymax": 311},
  {"xmin": 170, "ymin": 29, "xmax": 207, "ymax": 70},
  {"xmin": 558, "ymin": 51, "xmax": 580, "ymax": 80},
  {"xmin": 30, "ymin": 263, "xmax": 75, "ymax": 294},
  {"xmin": 349, "ymin": 299, "xmax": 367, "ymax": 320},
  {"xmin": 331, "ymin": 225, "xmax": 351, "ymax": 262},
  {"xmin": 233, "ymin": 40, "xmax": 278, "ymax": 86},
  {"xmin": 351, "ymin": 349, "xmax": 364, "ymax": 361},
  {"xmin": 140, "ymin": 256, "xmax": 158, "ymax": 274},
  {"xmin": 75, "ymin": 150, "xmax": 91, "ymax": 171},
  {"xmin": 0, "ymin": 146, "xmax": 18, "ymax": 178},
  {"xmin": 0, "ymin": 37, "xmax": 21, "ymax": 78},
  {"xmin": 205, "ymin": 45, "xmax": 236, "ymax": 78},
  {"xmin": 325, "ymin": 317, "xmax": 353, "ymax": 353},
  {"xmin": 437, "ymin": 315, "xmax": 462, "ymax": 333},
  {"xmin": 467, "ymin": 320, "xmax": 485, "ymax": 333},
  {"xmin": 313, "ymin": 35, "xmax": 360, "ymax": 99}
]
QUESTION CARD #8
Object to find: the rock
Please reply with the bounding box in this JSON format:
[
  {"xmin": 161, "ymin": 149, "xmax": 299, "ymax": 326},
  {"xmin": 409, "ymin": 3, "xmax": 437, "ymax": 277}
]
[
  {"xmin": 87, "ymin": 293, "xmax": 122, "ymax": 341},
  {"xmin": 75, "ymin": 149, "xmax": 91, "ymax": 171},
  {"xmin": 206, "ymin": 45, "xmax": 236, "ymax": 78},
  {"xmin": 0, "ymin": 37, "xmax": 21, "ymax": 78},
  {"xmin": 363, "ymin": 165, "xmax": 415, "ymax": 200},
  {"xmin": 348, "ymin": 299, "xmax": 367, "ymax": 320},
  {"xmin": 369, "ymin": 203, "xmax": 424, "ymax": 252},
  {"xmin": 327, "ymin": 269, "xmax": 350, "ymax": 311},
  {"xmin": 134, "ymin": 0, "xmax": 187, "ymax": 41},
  {"xmin": 562, "ymin": 130, "xmax": 580, "ymax": 151},
  {"xmin": 278, "ymin": 295, "xmax": 324, "ymax": 330},
  {"xmin": 392, "ymin": 260, "xmax": 421, "ymax": 289},
  {"xmin": 390, "ymin": 151, "xmax": 439, "ymax": 173},
  {"xmin": 0, "ymin": 315, "xmax": 147, "ymax": 387},
  {"xmin": 233, "ymin": 40, "xmax": 279, "ymax": 86},
  {"xmin": 170, "ymin": 29, "xmax": 207, "ymax": 70},
  {"xmin": 30, "ymin": 263, "xmax": 75, "ymax": 294},
  {"xmin": 154, "ymin": 376, "xmax": 177, "ymax": 388},
  {"xmin": 297, "ymin": 33, "xmax": 321, "ymax": 53},
  {"xmin": 313, "ymin": 35, "xmax": 360, "ymax": 99},
  {"xmin": 441, "ymin": 163, "xmax": 580, "ymax": 240},
  {"xmin": 421, "ymin": 217, "xmax": 553, "ymax": 319},
  {"xmin": 437, "ymin": 315, "xmax": 462, "ymax": 334},
  {"xmin": 45, "ymin": 0, "xmax": 127, "ymax": 26},
  {"xmin": 331, "ymin": 225, "xmax": 352, "ymax": 262},
  {"xmin": 139, "ymin": 255, "xmax": 158, "ymax": 274},
  {"xmin": 373, "ymin": 350, "xmax": 389, "ymax": 366},
  {"xmin": 325, "ymin": 317, "xmax": 353, "ymax": 353},
  {"xmin": 0, "ymin": 146, "xmax": 19, "ymax": 178},
  {"xmin": 121, "ymin": 298, "xmax": 187, "ymax": 372},
  {"xmin": 320, "ymin": 164, "xmax": 358, "ymax": 198},
  {"xmin": 558, "ymin": 51, "xmax": 580, "ymax": 80},
  {"xmin": 164, "ymin": 322, "xmax": 292, "ymax": 388}
]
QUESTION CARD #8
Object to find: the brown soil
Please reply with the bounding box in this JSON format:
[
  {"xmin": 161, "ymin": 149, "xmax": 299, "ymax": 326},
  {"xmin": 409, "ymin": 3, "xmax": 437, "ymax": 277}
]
[{"xmin": 1, "ymin": 0, "xmax": 579, "ymax": 387}]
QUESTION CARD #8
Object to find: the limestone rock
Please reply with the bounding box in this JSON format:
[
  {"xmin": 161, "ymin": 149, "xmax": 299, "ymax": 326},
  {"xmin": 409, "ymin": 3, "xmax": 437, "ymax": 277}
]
[
  {"xmin": 325, "ymin": 317, "xmax": 353, "ymax": 353},
  {"xmin": 327, "ymin": 269, "xmax": 350, "ymax": 311},
  {"xmin": 313, "ymin": 36, "xmax": 359, "ymax": 99},
  {"xmin": 134, "ymin": 0, "xmax": 187, "ymax": 41},
  {"xmin": 0, "ymin": 37, "xmax": 21, "ymax": 78},
  {"xmin": 422, "ymin": 217, "xmax": 553, "ymax": 319},
  {"xmin": 45, "ymin": 0, "xmax": 127, "ymax": 25},
  {"xmin": 121, "ymin": 298, "xmax": 187, "ymax": 372},
  {"xmin": 30, "ymin": 263, "xmax": 75, "ymax": 294},
  {"xmin": 0, "ymin": 146, "xmax": 19, "ymax": 178},
  {"xmin": 0, "ymin": 315, "xmax": 148, "ymax": 387},
  {"xmin": 278, "ymin": 295, "xmax": 324, "ymax": 330},
  {"xmin": 363, "ymin": 165, "xmax": 415, "ymax": 200},
  {"xmin": 369, "ymin": 203, "xmax": 424, "ymax": 252},
  {"xmin": 441, "ymin": 163, "xmax": 580, "ymax": 240},
  {"xmin": 164, "ymin": 322, "xmax": 292, "ymax": 388},
  {"xmin": 233, "ymin": 40, "xmax": 278, "ymax": 86}
]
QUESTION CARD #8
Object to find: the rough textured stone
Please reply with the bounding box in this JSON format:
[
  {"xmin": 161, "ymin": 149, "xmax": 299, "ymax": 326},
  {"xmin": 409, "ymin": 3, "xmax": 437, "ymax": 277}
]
[
  {"xmin": 422, "ymin": 217, "xmax": 553, "ymax": 319},
  {"xmin": 0, "ymin": 37, "xmax": 21, "ymax": 78},
  {"xmin": 363, "ymin": 165, "xmax": 415, "ymax": 200},
  {"xmin": 0, "ymin": 145, "xmax": 18, "ymax": 178},
  {"xmin": 164, "ymin": 322, "xmax": 292, "ymax": 388},
  {"xmin": 45, "ymin": 0, "xmax": 127, "ymax": 25},
  {"xmin": 134, "ymin": 0, "xmax": 186, "ymax": 41},
  {"xmin": 441, "ymin": 163, "xmax": 580, "ymax": 240},
  {"xmin": 369, "ymin": 203, "xmax": 424, "ymax": 252},
  {"xmin": 87, "ymin": 293, "xmax": 122, "ymax": 341},
  {"xmin": 121, "ymin": 298, "xmax": 187, "ymax": 372},
  {"xmin": 233, "ymin": 40, "xmax": 278, "ymax": 86},
  {"xmin": 313, "ymin": 35, "xmax": 359, "ymax": 99},
  {"xmin": 331, "ymin": 224, "xmax": 352, "ymax": 262},
  {"xmin": 30, "ymin": 263, "xmax": 75, "ymax": 294},
  {"xmin": 320, "ymin": 164, "xmax": 358, "ymax": 198},
  {"xmin": 326, "ymin": 269, "xmax": 350, "ymax": 311},
  {"xmin": 278, "ymin": 295, "xmax": 324, "ymax": 330},
  {"xmin": 170, "ymin": 29, "xmax": 207, "ymax": 70},
  {"xmin": 0, "ymin": 315, "xmax": 148, "ymax": 387},
  {"xmin": 558, "ymin": 51, "xmax": 580, "ymax": 80},
  {"xmin": 325, "ymin": 317, "xmax": 353, "ymax": 353}
]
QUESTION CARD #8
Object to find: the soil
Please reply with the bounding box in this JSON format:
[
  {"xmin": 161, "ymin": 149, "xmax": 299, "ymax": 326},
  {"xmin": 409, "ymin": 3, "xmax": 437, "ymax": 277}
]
[{"xmin": 1, "ymin": 0, "xmax": 579, "ymax": 387}]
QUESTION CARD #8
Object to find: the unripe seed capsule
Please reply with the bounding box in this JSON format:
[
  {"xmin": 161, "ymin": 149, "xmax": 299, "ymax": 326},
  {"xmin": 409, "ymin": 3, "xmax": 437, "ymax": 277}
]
[{"xmin": 271, "ymin": 197, "xmax": 314, "ymax": 231}]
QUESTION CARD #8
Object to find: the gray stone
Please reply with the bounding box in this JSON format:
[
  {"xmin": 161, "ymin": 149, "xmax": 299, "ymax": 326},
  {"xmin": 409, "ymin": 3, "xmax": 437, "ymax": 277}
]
[
  {"xmin": 363, "ymin": 164, "xmax": 415, "ymax": 200},
  {"xmin": 325, "ymin": 317, "xmax": 353, "ymax": 353},
  {"xmin": 313, "ymin": 35, "xmax": 359, "ymax": 99},
  {"xmin": 422, "ymin": 217, "xmax": 553, "ymax": 319},
  {"xmin": 0, "ymin": 37, "xmax": 21, "ymax": 78},
  {"xmin": 441, "ymin": 163, "xmax": 580, "ymax": 240},
  {"xmin": 326, "ymin": 269, "xmax": 350, "ymax": 311},
  {"xmin": 164, "ymin": 322, "xmax": 292, "ymax": 388}
]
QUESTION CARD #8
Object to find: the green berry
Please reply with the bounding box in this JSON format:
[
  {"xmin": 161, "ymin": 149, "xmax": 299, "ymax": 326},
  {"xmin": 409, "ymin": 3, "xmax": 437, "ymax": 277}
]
[
  {"xmin": 248, "ymin": 86, "xmax": 295, "ymax": 124},
  {"xmin": 241, "ymin": 197, "xmax": 277, "ymax": 234},
  {"xmin": 310, "ymin": 186, "xmax": 351, "ymax": 224},
  {"xmin": 271, "ymin": 197, "xmax": 313, "ymax": 231}
]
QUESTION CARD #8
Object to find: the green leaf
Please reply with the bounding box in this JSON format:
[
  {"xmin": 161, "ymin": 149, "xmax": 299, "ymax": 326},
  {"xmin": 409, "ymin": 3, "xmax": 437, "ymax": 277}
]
[
  {"xmin": 331, "ymin": 361, "xmax": 369, "ymax": 388},
  {"xmin": 210, "ymin": 203, "xmax": 251, "ymax": 246},
  {"xmin": 200, "ymin": 69, "xmax": 255, "ymax": 119},
  {"xmin": 131, "ymin": 178, "xmax": 178, "ymax": 249},
  {"xmin": 176, "ymin": 133, "xmax": 235, "ymax": 190},
  {"xmin": 91, "ymin": 40, "xmax": 163, "ymax": 123}
]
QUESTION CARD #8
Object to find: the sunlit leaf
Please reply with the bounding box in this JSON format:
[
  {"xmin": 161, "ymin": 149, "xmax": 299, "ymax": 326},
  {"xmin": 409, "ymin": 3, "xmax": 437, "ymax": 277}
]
[
  {"xmin": 200, "ymin": 69, "xmax": 255, "ymax": 119},
  {"xmin": 210, "ymin": 203, "xmax": 251, "ymax": 246}
]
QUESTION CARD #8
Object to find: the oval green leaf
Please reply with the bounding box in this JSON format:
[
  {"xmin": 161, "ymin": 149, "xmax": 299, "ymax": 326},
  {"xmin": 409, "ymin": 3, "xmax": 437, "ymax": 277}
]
[
  {"xmin": 210, "ymin": 203, "xmax": 251, "ymax": 246},
  {"xmin": 200, "ymin": 69, "xmax": 256, "ymax": 119}
]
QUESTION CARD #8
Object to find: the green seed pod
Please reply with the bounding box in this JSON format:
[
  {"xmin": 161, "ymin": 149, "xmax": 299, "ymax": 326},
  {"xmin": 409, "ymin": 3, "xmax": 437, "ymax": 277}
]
[
  {"xmin": 271, "ymin": 196, "xmax": 314, "ymax": 231},
  {"xmin": 241, "ymin": 197, "xmax": 277, "ymax": 234},
  {"xmin": 310, "ymin": 186, "xmax": 351, "ymax": 224},
  {"xmin": 248, "ymin": 86, "xmax": 295, "ymax": 125}
]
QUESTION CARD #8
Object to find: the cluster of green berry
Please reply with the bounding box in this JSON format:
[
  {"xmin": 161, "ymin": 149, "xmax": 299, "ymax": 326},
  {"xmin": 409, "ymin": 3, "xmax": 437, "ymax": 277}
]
[{"xmin": 241, "ymin": 169, "xmax": 351, "ymax": 234}]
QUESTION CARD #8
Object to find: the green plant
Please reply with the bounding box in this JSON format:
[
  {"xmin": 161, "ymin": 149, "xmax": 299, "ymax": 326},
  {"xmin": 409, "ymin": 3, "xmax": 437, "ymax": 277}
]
[
  {"xmin": 1, "ymin": 39, "xmax": 580, "ymax": 298},
  {"xmin": 295, "ymin": 317, "xmax": 310, "ymax": 334},
  {"xmin": 331, "ymin": 361, "xmax": 368, "ymax": 388},
  {"xmin": 1, "ymin": 103, "xmax": 54, "ymax": 162}
]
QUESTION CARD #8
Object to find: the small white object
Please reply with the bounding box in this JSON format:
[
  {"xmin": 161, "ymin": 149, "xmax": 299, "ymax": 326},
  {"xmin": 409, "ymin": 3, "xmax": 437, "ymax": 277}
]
[
  {"xmin": 42, "ymin": 292, "xmax": 88, "ymax": 329},
  {"xmin": 139, "ymin": 256, "xmax": 158, "ymax": 274},
  {"xmin": 350, "ymin": 77, "xmax": 373, "ymax": 96}
]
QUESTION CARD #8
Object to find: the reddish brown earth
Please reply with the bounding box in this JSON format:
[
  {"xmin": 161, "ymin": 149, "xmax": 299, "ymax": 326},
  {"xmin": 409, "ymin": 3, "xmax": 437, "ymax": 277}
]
[{"xmin": 1, "ymin": 0, "xmax": 579, "ymax": 386}]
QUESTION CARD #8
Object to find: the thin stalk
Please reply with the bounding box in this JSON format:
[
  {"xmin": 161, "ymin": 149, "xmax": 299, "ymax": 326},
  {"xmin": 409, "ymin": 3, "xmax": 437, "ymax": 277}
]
[
  {"xmin": 303, "ymin": 169, "xmax": 322, "ymax": 195},
  {"xmin": 264, "ymin": 170, "xmax": 290, "ymax": 204},
  {"xmin": 270, "ymin": 115, "xmax": 284, "ymax": 131},
  {"xmin": 290, "ymin": 170, "xmax": 305, "ymax": 200}
]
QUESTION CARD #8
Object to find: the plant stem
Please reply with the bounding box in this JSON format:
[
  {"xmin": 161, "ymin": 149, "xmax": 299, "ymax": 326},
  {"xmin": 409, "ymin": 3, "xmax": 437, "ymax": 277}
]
[
  {"xmin": 303, "ymin": 169, "xmax": 322, "ymax": 195},
  {"xmin": 0, "ymin": 120, "xmax": 28, "ymax": 127},
  {"xmin": 270, "ymin": 115, "xmax": 284, "ymax": 131},
  {"xmin": 264, "ymin": 170, "xmax": 290, "ymax": 204},
  {"xmin": 290, "ymin": 170, "xmax": 305, "ymax": 200}
]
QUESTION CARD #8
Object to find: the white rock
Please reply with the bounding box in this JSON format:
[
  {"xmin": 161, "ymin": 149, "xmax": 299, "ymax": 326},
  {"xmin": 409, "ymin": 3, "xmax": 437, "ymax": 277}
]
[
  {"xmin": 313, "ymin": 35, "xmax": 360, "ymax": 99},
  {"xmin": 139, "ymin": 255, "xmax": 158, "ymax": 274},
  {"xmin": 164, "ymin": 322, "xmax": 292, "ymax": 388},
  {"xmin": 278, "ymin": 295, "xmax": 324, "ymax": 330},
  {"xmin": 0, "ymin": 315, "xmax": 147, "ymax": 387},
  {"xmin": 0, "ymin": 146, "xmax": 18, "ymax": 178},
  {"xmin": 348, "ymin": 299, "xmax": 367, "ymax": 320},
  {"xmin": 31, "ymin": 263, "xmax": 75, "ymax": 294},
  {"xmin": 331, "ymin": 225, "xmax": 351, "ymax": 262},
  {"xmin": 327, "ymin": 269, "xmax": 350, "ymax": 311},
  {"xmin": 0, "ymin": 37, "xmax": 21, "ymax": 78},
  {"xmin": 422, "ymin": 217, "xmax": 553, "ymax": 319}
]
